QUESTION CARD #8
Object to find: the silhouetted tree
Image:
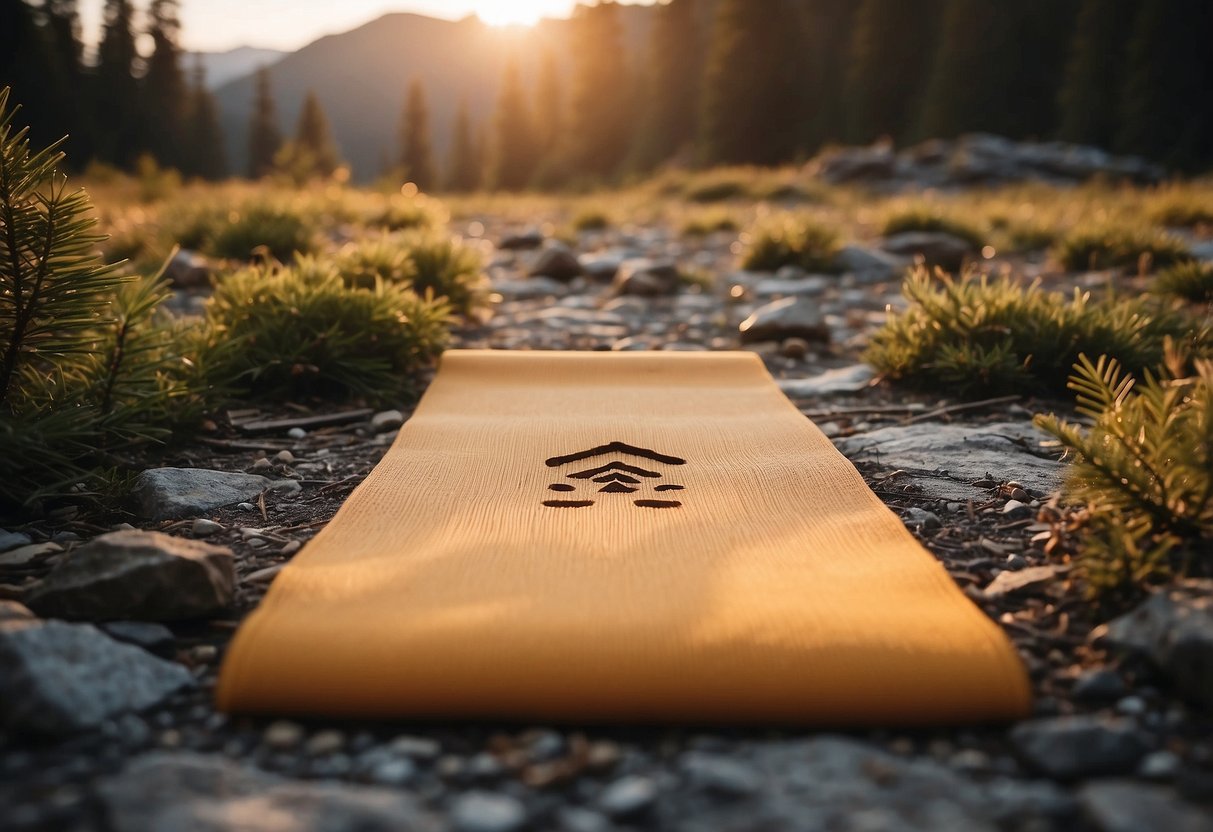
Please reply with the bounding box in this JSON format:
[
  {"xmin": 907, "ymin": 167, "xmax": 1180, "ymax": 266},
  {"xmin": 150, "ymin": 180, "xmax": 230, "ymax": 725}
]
[
  {"xmin": 489, "ymin": 59, "xmax": 537, "ymax": 190},
  {"xmin": 247, "ymin": 66, "xmax": 281, "ymax": 178},
  {"xmin": 798, "ymin": 0, "xmax": 858, "ymax": 152},
  {"xmin": 184, "ymin": 62, "xmax": 227, "ymax": 180},
  {"xmin": 701, "ymin": 0, "xmax": 801, "ymax": 165},
  {"xmin": 1117, "ymin": 0, "xmax": 1213, "ymax": 170},
  {"xmin": 1058, "ymin": 0, "xmax": 1140, "ymax": 148},
  {"xmin": 143, "ymin": 0, "xmax": 188, "ymax": 169},
  {"xmin": 93, "ymin": 0, "xmax": 142, "ymax": 166},
  {"xmin": 445, "ymin": 100, "xmax": 481, "ymax": 192},
  {"xmin": 399, "ymin": 79, "xmax": 436, "ymax": 191},
  {"xmin": 39, "ymin": 0, "xmax": 88, "ymax": 157},
  {"xmin": 0, "ymin": 2, "xmax": 54, "ymax": 147},
  {"xmin": 566, "ymin": 2, "xmax": 632, "ymax": 179},
  {"xmin": 290, "ymin": 91, "xmax": 341, "ymax": 177},
  {"xmin": 533, "ymin": 49, "xmax": 562, "ymax": 158},
  {"xmin": 844, "ymin": 0, "xmax": 942, "ymax": 144},
  {"xmin": 632, "ymin": 0, "xmax": 702, "ymax": 169}
]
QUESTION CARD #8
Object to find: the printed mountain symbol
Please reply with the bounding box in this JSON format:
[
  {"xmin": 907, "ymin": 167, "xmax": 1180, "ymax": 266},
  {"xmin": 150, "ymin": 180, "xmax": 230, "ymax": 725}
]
[{"xmin": 543, "ymin": 441, "xmax": 686, "ymax": 509}]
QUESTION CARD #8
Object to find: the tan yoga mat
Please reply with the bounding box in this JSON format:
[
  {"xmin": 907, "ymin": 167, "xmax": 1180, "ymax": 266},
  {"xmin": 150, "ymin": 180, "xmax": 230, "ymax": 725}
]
[{"xmin": 216, "ymin": 350, "xmax": 1030, "ymax": 724}]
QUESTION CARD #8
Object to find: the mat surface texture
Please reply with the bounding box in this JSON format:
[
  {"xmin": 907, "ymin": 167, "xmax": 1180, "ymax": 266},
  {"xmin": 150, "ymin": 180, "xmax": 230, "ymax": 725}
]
[{"xmin": 216, "ymin": 351, "xmax": 1030, "ymax": 724}]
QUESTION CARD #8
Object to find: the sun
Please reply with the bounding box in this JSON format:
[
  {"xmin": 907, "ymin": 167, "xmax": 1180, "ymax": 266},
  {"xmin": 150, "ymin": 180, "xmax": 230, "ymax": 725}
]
[{"xmin": 474, "ymin": 0, "xmax": 570, "ymax": 27}]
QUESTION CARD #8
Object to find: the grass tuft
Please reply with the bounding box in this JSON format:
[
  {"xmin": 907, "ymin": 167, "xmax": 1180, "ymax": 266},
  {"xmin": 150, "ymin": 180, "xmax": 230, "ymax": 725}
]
[
  {"xmin": 1155, "ymin": 261, "xmax": 1213, "ymax": 303},
  {"xmin": 881, "ymin": 204, "xmax": 986, "ymax": 248},
  {"xmin": 740, "ymin": 214, "xmax": 842, "ymax": 272},
  {"xmin": 399, "ymin": 232, "xmax": 489, "ymax": 317},
  {"xmin": 1053, "ymin": 223, "xmax": 1192, "ymax": 273}
]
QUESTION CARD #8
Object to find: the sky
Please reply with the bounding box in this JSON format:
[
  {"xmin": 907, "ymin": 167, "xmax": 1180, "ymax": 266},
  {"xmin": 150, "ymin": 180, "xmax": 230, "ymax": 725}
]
[{"xmin": 76, "ymin": 1, "xmax": 604, "ymax": 53}]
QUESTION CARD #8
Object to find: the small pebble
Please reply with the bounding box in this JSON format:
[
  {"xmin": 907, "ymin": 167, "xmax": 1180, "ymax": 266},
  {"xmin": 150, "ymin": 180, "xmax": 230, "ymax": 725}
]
[
  {"xmin": 367, "ymin": 757, "xmax": 416, "ymax": 786},
  {"xmin": 598, "ymin": 775, "xmax": 658, "ymax": 818},
  {"xmin": 190, "ymin": 644, "xmax": 217, "ymax": 663},
  {"xmin": 191, "ymin": 519, "xmax": 223, "ymax": 537},
  {"xmin": 275, "ymin": 450, "xmax": 295, "ymax": 465},
  {"xmin": 780, "ymin": 337, "xmax": 810, "ymax": 360},
  {"xmin": 390, "ymin": 735, "xmax": 441, "ymax": 759},
  {"xmin": 251, "ymin": 458, "xmax": 273, "ymax": 472},
  {"xmin": 1072, "ymin": 668, "xmax": 1127, "ymax": 701},
  {"xmin": 1001, "ymin": 499, "xmax": 1033, "ymax": 519},
  {"xmin": 1117, "ymin": 695, "xmax": 1148, "ymax": 716},
  {"xmin": 263, "ymin": 720, "xmax": 305, "ymax": 750},
  {"xmin": 558, "ymin": 807, "xmax": 612, "ymax": 832},
  {"xmin": 287, "ymin": 427, "xmax": 307, "ymax": 440},
  {"xmin": 451, "ymin": 791, "xmax": 527, "ymax": 832},
  {"xmin": 236, "ymin": 502, "xmax": 255, "ymax": 511},
  {"xmin": 1137, "ymin": 750, "xmax": 1182, "ymax": 780},
  {"xmin": 371, "ymin": 410, "xmax": 405, "ymax": 434},
  {"xmin": 305, "ymin": 729, "xmax": 346, "ymax": 756}
]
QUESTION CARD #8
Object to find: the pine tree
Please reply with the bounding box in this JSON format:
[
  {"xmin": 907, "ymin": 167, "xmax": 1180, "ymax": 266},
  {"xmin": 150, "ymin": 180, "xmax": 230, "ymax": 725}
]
[
  {"xmin": 1117, "ymin": 0, "xmax": 1213, "ymax": 170},
  {"xmin": 290, "ymin": 91, "xmax": 342, "ymax": 178},
  {"xmin": 0, "ymin": 1, "xmax": 57, "ymax": 148},
  {"xmin": 399, "ymin": 79, "xmax": 436, "ymax": 192},
  {"xmin": 93, "ymin": 0, "xmax": 142, "ymax": 167},
  {"xmin": 844, "ymin": 0, "xmax": 943, "ymax": 144},
  {"xmin": 1058, "ymin": 0, "xmax": 1141, "ymax": 148},
  {"xmin": 632, "ymin": 0, "xmax": 702, "ymax": 169},
  {"xmin": 247, "ymin": 66, "xmax": 281, "ymax": 178},
  {"xmin": 489, "ymin": 59, "xmax": 537, "ymax": 191},
  {"xmin": 445, "ymin": 100, "xmax": 481, "ymax": 193},
  {"xmin": 798, "ymin": 0, "xmax": 859, "ymax": 152},
  {"xmin": 143, "ymin": 0, "xmax": 188, "ymax": 170},
  {"xmin": 39, "ymin": 0, "xmax": 88, "ymax": 159},
  {"xmin": 565, "ymin": 2, "xmax": 632, "ymax": 179},
  {"xmin": 533, "ymin": 49, "xmax": 562, "ymax": 158},
  {"xmin": 701, "ymin": 0, "xmax": 802, "ymax": 165},
  {"xmin": 184, "ymin": 62, "xmax": 227, "ymax": 180}
]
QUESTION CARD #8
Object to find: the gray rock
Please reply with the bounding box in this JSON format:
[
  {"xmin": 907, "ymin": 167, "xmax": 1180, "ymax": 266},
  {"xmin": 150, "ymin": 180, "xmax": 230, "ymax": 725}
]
[
  {"xmin": 1071, "ymin": 668, "xmax": 1127, "ymax": 701},
  {"xmin": 1010, "ymin": 716, "xmax": 1150, "ymax": 779},
  {"xmin": 1079, "ymin": 781, "xmax": 1213, "ymax": 832},
  {"xmin": 0, "ymin": 599, "xmax": 34, "ymax": 621},
  {"xmin": 0, "ymin": 541, "xmax": 62, "ymax": 567},
  {"xmin": 578, "ymin": 251, "xmax": 630, "ymax": 280},
  {"xmin": 164, "ymin": 249, "xmax": 211, "ymax": 288},
  {"xmin": 97, "ymin": 752, "xmax": 436, "ymax": 832},
  {"xmin": 25, "ymin": 530, "xmax": 233, "ymax": 622},
  {"xmin": 451, "ymin": 791, "xmax": 527, "ymax": 832},
  {"xmin": 491, "ymin": 276, "xmax": 570, "ymax": 300},
  {"xmin": 654, "ymin": 737, "xmax": 1072, "ymax": 832},
  {"xmin": 371, "ymin": 410, "xmax": 404, "ymax": 433},
  {"xmin": 880, "ymin": 231, "xmax": 975, "ymax": 272},
  {"xmin": 779, "ymin": 364, "xmax": 876, "ymax": 397},
  {"xmin": 681, "ymin": 753, "xmax": 761, "ymax": 797},
  {"xmin": 132, "ymin": 467, "xmax": 286, "ymax": 520},
  {"xmin": 99, "ymin": 621, "xmax": 177, "ymax": 657},
  {"xmin": 558, "ymin": 807, "xmax": 613, "ymax": 832},
  {"xmin": 0, "ymin": 529, "xmax": 32, "ymax": 552},
  {"xmin": 498, "ymin": 230, "xmax": 544, "ymax": 250},
  {"xmin": 739, "ymin": 297, "xmax": 829, "ymax": 345},
  {"xmin": 751, "ymin": 275, "xmax": 831, "ymax": 297},
  {"xmin": 613, "ymin": 258, "xmax": 681, "ymax": 297},
  {"xmin": 833, "ymin": 245, "xmax": 910, "ymax": 281},
  {"xmin": 983, "ymin": 565, "xmax": 1060, "ymax": 598},
  {"xmin": 1137, "ymin": 750, "xmax": 1183, "ymax": 781},
  {"xmin": 1100, "ymin": 580, "xmax": 1213, "ymax": 709},
  {"xmin": 835, "ymin": 421, "xmax": 1062, "ymax": 501},
  {"xmin": 598, "ymin": 775, "xmax": 658, "ymax": 818},
  {"xmin": 0, "ymin": 619, "xmax": 193, "ymax": 736},
  {"xmin": 190, "ymin": 519, "xmax": 223, "ymax": 537},
  {"xmin": 902, "ymin": 507, "xmax": 943, "ymax": 530},
  {"xmin": 528, "ymin": 243, "xmax": 583, "ymax": 281}
]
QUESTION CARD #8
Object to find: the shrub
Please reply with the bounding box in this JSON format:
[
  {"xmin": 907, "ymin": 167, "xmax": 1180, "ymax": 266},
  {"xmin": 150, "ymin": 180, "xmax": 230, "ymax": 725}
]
[
  {"xmin": 1053, "ymin": 224, "xmax": 1192, "ymax": 273},
  {"xmin": 740, "ymin": 214, "xmax": 842, "ymax": 272},
  {"xmin": 680, "ymin": 208, "xmax": 740, "ymax": 237},
  {"xmin": 332, "ymin": 235, "xmax": 417, "ymax": 290},
  {"xmin": 866, "ymin": 269, "xmax": 1198, "ymax": 396},
  {"xmin": 1004, "ymin": 220, "xmax": 1059, "ymax": 252},
  {"xmin": 881, "ymin": 205, "xmax": 985, "ymax": 248},
  {"xmin": 368, "ymin": 194, "xmax": 442, "ymax": 232},
  {"xmin": 202, "ymin": 257, "xmax": 450, "ymax": 402},
  {"xmin": 205, "ymin": 202, "xmax": 316, "ymax": 261},
  {"xmin": 571, "ymin": 208, "xmax": 611, "ymax": 232},
  {"xmin": 1155, "ymin": 261, "xmax": 1213, "ymax": 303},
  {"xmin": 1147, "ymin": 190, "xmax": 1213, "ymax": 229},
  {"xmin": 1035, "ymin": 351, "xmax": 1212, "ymax": 601},
  {"xmin": 684, "ymin": 173, "xmax": 748, "ymax": 203},
  {"xmin": 0, "ymin": 88, "xmax": 204, "ymax": 505},
  {"xmin": 399, "ymin": 233, "xmax": 489, "ymax": 317}
]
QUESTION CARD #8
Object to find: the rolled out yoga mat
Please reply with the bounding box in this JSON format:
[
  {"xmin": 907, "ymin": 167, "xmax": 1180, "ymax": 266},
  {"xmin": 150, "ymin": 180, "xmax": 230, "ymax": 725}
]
[{"xmin": 216, "ymin": 351, "xmax": 1030, "ymax": 724}]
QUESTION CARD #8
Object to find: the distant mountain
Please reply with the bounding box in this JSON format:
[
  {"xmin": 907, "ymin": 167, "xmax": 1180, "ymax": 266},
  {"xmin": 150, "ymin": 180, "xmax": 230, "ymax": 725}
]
[
  {"xmin": 213, "ymin": 9, "xmax": 659, "ymax": 180},
  {"xmin": 189, "ymin": 46, "xmax": 288, "ymax": 90}
]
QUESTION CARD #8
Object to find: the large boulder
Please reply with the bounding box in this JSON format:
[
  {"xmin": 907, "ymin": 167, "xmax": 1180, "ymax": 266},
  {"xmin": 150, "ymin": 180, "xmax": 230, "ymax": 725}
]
[
  {"xmin": 739, "ymin": 297, "xmax": 829, "ymax": 345},
  {"xmin": 25, "ymin": 530, "xmax": 234, "ymax": 622},
  {"xmin": 97, "ymin": 752, "xmax": 439, "ymax": 832},
  {"xmin": 132, "ymin": 467, "xmax": 291, "ymax": 520},
  {"xmin": 0, "ymin": 618, "xmax": 194, "ymax": 736}
]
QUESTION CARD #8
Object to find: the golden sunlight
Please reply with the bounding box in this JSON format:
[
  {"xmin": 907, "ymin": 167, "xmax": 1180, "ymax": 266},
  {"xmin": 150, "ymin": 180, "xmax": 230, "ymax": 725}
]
[{"xmin": 473, "ymin": 0, "xmax": 572, "ymax": 27}]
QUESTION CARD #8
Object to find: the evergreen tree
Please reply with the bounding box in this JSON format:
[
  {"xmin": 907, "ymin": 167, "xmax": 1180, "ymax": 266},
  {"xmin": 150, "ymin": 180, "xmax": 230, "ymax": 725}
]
[
  {"xmin": 533, "ymin": 49, "xmax": 562, "ymax": 158},
  {"xmin": 291, "ymin": 91, "xmax": 341, "ymax": 177},
  {"xmin": 0, "ymin": 1, "xmax": 56, "ymax": 147},
  {"xmin": 93, "ymin": 0, "xmax": 142, "ymax": 166},
  {"xmin": 143, "ymin": 0, "xmax": 188, "ymax": 169},
  {"xmin": 184, "ymin": 62, "xmax": 226, "ymax": 180},
  {"xmin": 798, "ymin": 0, "xmax": 859, "ymax": 152},
  {"xmin": 40, "ymin": 0, "xmax": 88, "ymax": 158},
  {"xmin": 632, "ymin": 0, "xmax": 702, "ymax": 169},
  {"xmin": 247, "ymin": 66, "xmax": 281, "ymax": 178},
  {"xmin": 1117, "ymin": 0, "xmax": 1213, "ymax": 170},
  {"xmin": 844, "ymin": 0, "xmax": 942, "ymax": 144},
  {"xmin": 489, "ymin": 59, "xmax": 537, "ymax": 191},
  {"xmin": 399, "ymin": 79, "xmax": 436, "ymax": 191},
  {"xmin": 566, "ymin": 2, "xmax": 632, "ymax": 179},
  {"xmin": 701, "ymin": 0, "xmax": 802, "ymax": 165},
  {"xmin": 1058, "ymin": 0, "xmax": 1140, "ymax": 148},
  {"xmin": 445, "ymin": 100, "xmax": 481, "ymax": 192}
]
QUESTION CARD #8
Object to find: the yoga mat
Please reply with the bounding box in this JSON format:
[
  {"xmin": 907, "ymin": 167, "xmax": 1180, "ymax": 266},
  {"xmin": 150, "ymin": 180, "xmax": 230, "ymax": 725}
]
[{"xmin": 216, "ymin": 351, "xmax": 1030, "ymax": 724}]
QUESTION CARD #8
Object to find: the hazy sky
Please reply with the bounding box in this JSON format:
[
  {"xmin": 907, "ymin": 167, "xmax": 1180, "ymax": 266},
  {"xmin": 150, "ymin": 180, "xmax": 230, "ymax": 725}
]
[{"xmin": 77, "ymin": 1, "xmax": 606, "ymax": 52}]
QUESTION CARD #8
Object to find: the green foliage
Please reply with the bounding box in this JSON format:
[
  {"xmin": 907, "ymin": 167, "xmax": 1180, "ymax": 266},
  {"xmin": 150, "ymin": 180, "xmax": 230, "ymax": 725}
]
[
  {"xmin": 680, "ymin": 208, "xmax": 740, "ymax": 237},
  {"xmin": 866, "ymin": 268, "xmax": 1197, "ymax": 396},
  {"xmin": 367, "ymin": 194, "xmax": 441, "ymax": 232},
  {"xmin": 288, "ymin": 91, "xmax": 342, "ymax": 180},
  {"xmin": 201, "ymin": 257, "xmax": 450, "ymax": 402},
  {"xmin": 333, "ymin": 235, "xmax": 416, "ymax": 290},
  {"xmin": 881, "ymin": 205, "xmax": 985, "ymax": 248},
  {"xmin": 1156, "ymin": 261, "xmax": 1213, "ymax": 303},
  {"xmin": 565, "ymin": 2, "xmax": 632, "ymax": 179},
  {"xmin": 1053, "ymin": 224, "xmax": 1192, "ymax": 272},
  {"xmin": 631, "ymin": 0, "xmax": 702, "ymax": 171},
  {"xmin": 684, "ymin": 174, "xmax": 748, "ymax": 203},
  {"xmin": 398, "ymin": 232, "xmax": 488, "ymax": 317},
  {"xmin": 1035, "ymin": 352, "xmax": 1213, "ymax": 599},
  {"xmin": 490, "ymin": 60, "xmax": 538, "ymax": 191},
  {"xmin": 445, "ymin": 101, "xmax": 482, "ymax": 193},
  {"xmin": 399, "ymin": 80, "xmax": 436, "ymax": 192},
  {"xmin": 571, "ymin": 208, "xmax": 611, "ymax": 232},
  {"xmin": 204, "ymin": 202, "xmax": 316, "ymax": 261},
  {"xmin": 740, "ymin": 214, "xmax": 842, "ymax": 272},
  {"xmin": 1148, "ymin": 191, "xmax": 1213, "ymax": 229},
  {"xmin": 247, "ymin": 67, "xmax": 282, "ymax": 178}
]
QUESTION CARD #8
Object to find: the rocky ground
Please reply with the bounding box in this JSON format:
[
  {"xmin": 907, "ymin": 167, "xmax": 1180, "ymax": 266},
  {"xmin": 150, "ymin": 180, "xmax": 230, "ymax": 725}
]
[{"xmin": 2, "ymin": 214, "xmax": 1212, "ymax": 832}]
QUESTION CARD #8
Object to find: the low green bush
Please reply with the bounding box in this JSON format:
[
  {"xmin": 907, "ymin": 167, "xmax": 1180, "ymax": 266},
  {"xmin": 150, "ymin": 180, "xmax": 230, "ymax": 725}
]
[
  {"xmin": 881, "ymin": 205, "xmax": 985, "ymax": 248},
  {"xmin": 1155, "ymin": 261, "xmax": 1213, "ymax": 303},
  {"xmin": 202, "ymin": 257, "xmax": 450, "ymax": 401},
  {"xmin": 332, "ymin": 235, "xmax": 417, "ymax": 290},
  {"xmin": 1147, "ymin": 191, "xmax": 1213, "ymax": 228},
  {"xmin": 368, "ymin": 195, "xmax": 441, "ymax": 231},
  {"xmin": 1036, "ymin": 351, "xmax": 1212, "ymax": 601},
  {"xmin": 866, "ymin": 269, "xmax": 1198, "ymax": 396},
  {"xmin": 740, "ymin": 214, "xmax": 842, "ymax": 272},
  {"xmin": 205, "ymin": 202, "xmax": 316, "ymax": 261},
  {"xmin": 399, "ymin": 232, "xmax": 489, "ymax": 317},
  {"xmin": 680, "ymin": 208, "xmax": 740, "ymax": 237},
  {"xmin": 1053, "ymin": 224, "xmax": 1192, "ymax": 273},
  {"xmin": 571, "ymin": 208, "xmax": 611, "ymax": 232}
]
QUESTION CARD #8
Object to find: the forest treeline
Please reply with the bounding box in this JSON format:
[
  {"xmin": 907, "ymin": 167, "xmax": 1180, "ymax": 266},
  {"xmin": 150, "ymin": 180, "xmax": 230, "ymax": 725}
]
[{"xmin": 3, "ymin": 0, "xmax": 1212, "ymax": 189}]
